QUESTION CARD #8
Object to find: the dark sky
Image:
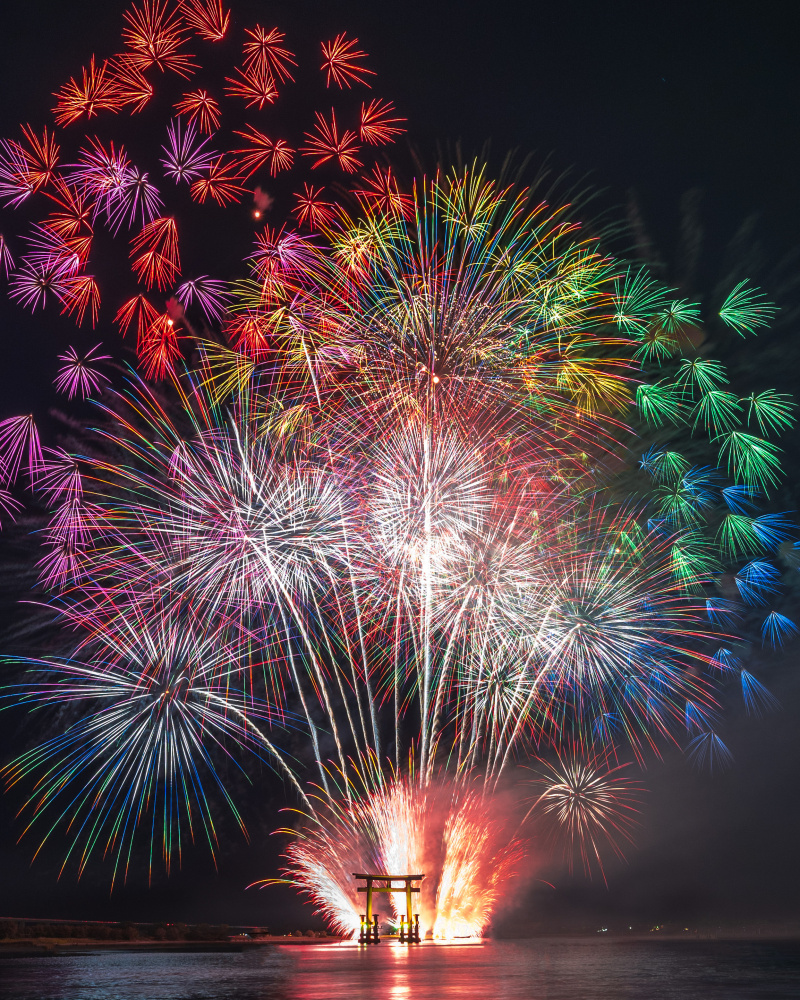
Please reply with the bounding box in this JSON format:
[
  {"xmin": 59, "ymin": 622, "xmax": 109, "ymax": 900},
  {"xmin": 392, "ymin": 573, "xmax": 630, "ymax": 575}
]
[{"xmin": 0, "ymin": 0, "xmax": 799, "ymax": 932}]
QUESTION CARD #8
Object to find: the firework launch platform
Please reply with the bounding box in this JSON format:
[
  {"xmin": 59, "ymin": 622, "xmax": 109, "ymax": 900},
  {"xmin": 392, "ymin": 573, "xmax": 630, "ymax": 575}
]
[{"xmin": 353, "ymin": 873, "xmax": 424, "ymax": 943}]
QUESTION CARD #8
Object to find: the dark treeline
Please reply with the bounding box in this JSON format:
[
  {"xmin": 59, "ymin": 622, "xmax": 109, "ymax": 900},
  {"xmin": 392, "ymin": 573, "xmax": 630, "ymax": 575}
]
[
  {"xmin": 0, "ymin": 920, "xmax": 232, "ymax": 941},
  {"xmin": 0, "ymin": 920, "xmax": 338, "ymax": 940}
]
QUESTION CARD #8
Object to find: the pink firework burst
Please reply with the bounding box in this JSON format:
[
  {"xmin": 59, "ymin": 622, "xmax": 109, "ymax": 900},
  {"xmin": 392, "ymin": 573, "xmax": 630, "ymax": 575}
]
[
  {"xmin": 54, "ymin": 344, "xmax": 111, "ymax": 399},
  {"xmin": 161, "ymin": 119, "xmax": 217, "ymax": 184}
]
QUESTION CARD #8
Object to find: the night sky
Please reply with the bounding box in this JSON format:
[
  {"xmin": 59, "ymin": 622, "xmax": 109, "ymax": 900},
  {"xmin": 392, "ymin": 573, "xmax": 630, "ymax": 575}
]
[{"xmin": 0, "ymin": 0, "xmax": 798, "ymax": 932}]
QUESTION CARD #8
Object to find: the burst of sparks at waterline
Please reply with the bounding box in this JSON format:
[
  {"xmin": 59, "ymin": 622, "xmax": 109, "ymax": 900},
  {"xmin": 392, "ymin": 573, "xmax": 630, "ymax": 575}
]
[
  {"xmin": 0, "ymin": 140, "xmax": 796, "ymax": 936},
  {"xmin": 265, "ymin": 772, "xmax": 526, "ymax": 939}
]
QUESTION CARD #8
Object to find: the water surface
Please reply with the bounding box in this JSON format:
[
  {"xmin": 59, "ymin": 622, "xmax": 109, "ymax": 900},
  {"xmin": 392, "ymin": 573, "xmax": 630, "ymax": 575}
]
[{"xmin": 2, "ymin": 938, "xmax": 799, "ymax": 1000}]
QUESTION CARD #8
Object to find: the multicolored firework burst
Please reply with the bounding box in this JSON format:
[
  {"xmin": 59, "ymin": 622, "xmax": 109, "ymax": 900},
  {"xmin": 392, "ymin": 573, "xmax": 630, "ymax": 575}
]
[
  {"xmin": 0, "ymin": 2, "xmax": 796, "ymax": 942},
  {"xmin": 0, "ymin": 0, "xmax": 404, "ymax": 378}
]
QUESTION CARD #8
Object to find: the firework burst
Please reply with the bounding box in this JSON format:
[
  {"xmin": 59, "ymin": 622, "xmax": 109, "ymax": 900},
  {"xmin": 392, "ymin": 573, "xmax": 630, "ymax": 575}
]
[
  {"xmin": 1, "ymin": 592, "xmax": 300, "ymax": 887},
  {"xmin": 0, "ymin": 6, "xmax": 795, "ymax": 935},
  {"xmin": 0, "ymin": 0, "xmax": 403, "ymax": 374},
  {"xmin": 524, "ymin": 750, "xmax": 642, "ymax": 879},
  {"xmin": 269, "ymin": 772, "xmax": 525, "ymax": 939}
]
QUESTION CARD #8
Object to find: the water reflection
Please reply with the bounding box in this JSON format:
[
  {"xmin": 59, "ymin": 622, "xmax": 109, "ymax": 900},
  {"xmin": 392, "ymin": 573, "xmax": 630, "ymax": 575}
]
[
  {"xmin": 1, "ymin": 939, "xmax": 799, "ymax": 1000},
  {"xmin": 387, "ymin": 941, "xmax": 412, "ymax": 1000}
]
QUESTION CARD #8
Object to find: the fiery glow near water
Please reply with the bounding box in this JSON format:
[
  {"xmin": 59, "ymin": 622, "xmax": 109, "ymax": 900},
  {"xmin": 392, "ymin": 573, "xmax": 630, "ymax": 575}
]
[{"xmin": 277, "ymin": 777, "xmax": 526, "ymax": 940}]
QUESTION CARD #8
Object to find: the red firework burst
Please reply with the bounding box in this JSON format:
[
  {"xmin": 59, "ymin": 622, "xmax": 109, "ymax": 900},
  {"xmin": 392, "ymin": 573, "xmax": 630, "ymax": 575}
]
[
  {"xmin": 243, "ymin": 26, "xmax": 296, "ymax": 83},
  {"xmin": 292, "ymin": 184, "xmax": 336, "ymax": 229},
  {"xmin": 178, "ymin": 0, "xmax": 230, "ymax": 42},
  {"xmin": 121, "ymin": 0, "xmax": 198, "ymax": 78},
  {"xmin": 231, "ymin": 126, "xmax": 294, "ymax": 178},
  {"xmin": 189, "ymin": 155, "xmax": 246, "ymax": 205},
  {"xmin": 130, "ymin": 216, "xmax": 180, "ymax": 290},
  {"xmin": 53, "ymin": 57, "xmax": 122, "ymax": 126},
  {"xmin": 360, "ymin": 99, "xmax": 406, "ymax": 145},
  {"xmin": 224, "ymin": 63, "xmax": 279, "ymax": 109},
  {"xmin": 320, "ymin": 33, "xmax": 376, "ymax": 89},
  {"xmin": 353, "ymin": 165, "xmax": 414, "ymax": 219},
  {"xmin": 301, "ymin": 110, "xmax": 362, "ymax": 173}
]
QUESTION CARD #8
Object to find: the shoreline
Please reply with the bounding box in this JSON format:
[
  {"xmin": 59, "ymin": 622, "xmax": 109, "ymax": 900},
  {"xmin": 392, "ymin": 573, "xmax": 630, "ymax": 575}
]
[
  {"xmin": 0, "ymin": 936, "xmax": 344, "ymax": 958},
  {"xmin": 2, "ymin": 932, "xmax": 800, "ymax": 959}
]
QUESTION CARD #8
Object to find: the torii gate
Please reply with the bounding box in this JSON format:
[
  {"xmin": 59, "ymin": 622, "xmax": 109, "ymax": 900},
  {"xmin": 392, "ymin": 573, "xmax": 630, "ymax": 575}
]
[{"xmin": 353, "ymin": 873, "xmax": 424, "ymax": 943}]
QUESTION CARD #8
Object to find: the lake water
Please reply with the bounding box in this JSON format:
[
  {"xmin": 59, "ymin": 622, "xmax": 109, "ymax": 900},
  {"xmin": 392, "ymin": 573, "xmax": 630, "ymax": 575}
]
[{"xmin": 1, "ymin": 939, "xmax": 799, "ymax": 1000}]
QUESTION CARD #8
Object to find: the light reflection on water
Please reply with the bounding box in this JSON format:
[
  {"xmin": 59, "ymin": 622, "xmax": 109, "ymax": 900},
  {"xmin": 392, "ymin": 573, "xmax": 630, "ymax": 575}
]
[{"xmin": 1, "ymin": 939, "xmax": 799, "ymax": 1000}]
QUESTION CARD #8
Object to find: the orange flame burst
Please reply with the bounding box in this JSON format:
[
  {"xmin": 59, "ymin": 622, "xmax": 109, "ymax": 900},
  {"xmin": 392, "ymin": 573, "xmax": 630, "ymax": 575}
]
[{"xmin": 270, "ymin": 774, "xmax": 526, "ymax": 941}]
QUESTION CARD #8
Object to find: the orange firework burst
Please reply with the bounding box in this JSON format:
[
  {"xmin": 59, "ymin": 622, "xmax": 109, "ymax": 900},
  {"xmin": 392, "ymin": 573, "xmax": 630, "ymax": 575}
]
[
  {"xmin": 122, "ymin": 0, "xmax": 199, "ymax": 78},
  {"xmin": 178, "ymin": 0, "xmax": 230, "ymax": 42},
  {"xmin": 359, "ymin": 99, "xmax": 406, "ymax": 145},
  {"xmin": 189, "ymin": 155, "xmax": 246, "ymax": 205},
  {"xmin": 43, "ymin": 179, "xmax": 93, "ymax": 238},
  {"xmin": 224, "ymin": 62, "xmax": 279, "ymax": 109},
  {"xmin": 242, "ymin": 26, "xmax": 297, "ymax": 83},
  {"xmin": 174, "ymin": 89, "xmax": 222, "ymax": 133},
  {"xmin": 292, "ymin": 183, "xmax": 335, "ymax": 229},
  {"xmin": 53, "ymin": 57, "xmax": 122, "ymax": 125},
  {"xmin": 231, "ymin": 126, "xmax": 294, "ymax": 178},
  {"xmin": 14, "ymin": 125, "xmax": 59, "ymax": 193},
  {"xmin": 107, "ymin": 57, "xmax": 155, "ymax": 113}
]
